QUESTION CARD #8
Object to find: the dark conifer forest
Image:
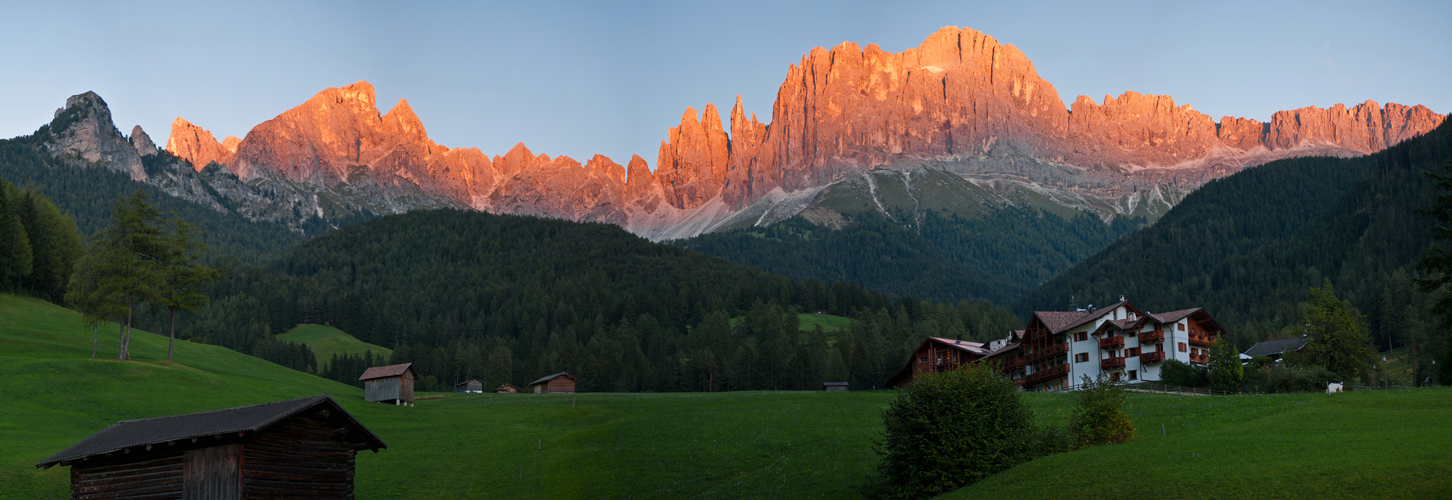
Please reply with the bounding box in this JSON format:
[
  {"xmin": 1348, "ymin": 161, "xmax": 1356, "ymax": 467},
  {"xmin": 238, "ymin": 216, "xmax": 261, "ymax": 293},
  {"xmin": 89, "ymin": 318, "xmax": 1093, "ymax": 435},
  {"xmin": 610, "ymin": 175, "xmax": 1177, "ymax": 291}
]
[
  {"xmin": 168, "ymin": 209, "xmax": 1021, "ymax": 392},
  {"xmin": 677, "ymin": 204, "xmax": 1144, "ymax": 304}
]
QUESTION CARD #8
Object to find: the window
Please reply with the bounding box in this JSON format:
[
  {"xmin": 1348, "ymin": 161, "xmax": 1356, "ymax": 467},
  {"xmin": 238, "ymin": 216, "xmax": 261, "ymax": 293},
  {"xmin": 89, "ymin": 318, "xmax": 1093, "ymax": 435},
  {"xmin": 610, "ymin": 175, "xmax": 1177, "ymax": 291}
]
[
  {"xmin": 1076, "ymin": 332, "xmax": 1088, "ymax": 342},
  {"xmin": 1126, "ymin": 347, "xmax": 1139, "ymax": 357},
  {"xmin": 1075, "ymin": 352, "xmax": 1089, "ymax": 363},
  {"xmin": 1178, "ymin": 323, "xmax": 1186, "ymax": 331},
  {"xmin": 1110, "ymin": 372, "xmax": 1122, "ymax": 382},
  {"xmin": 1178, "ymin": 342, "xmax": 1188, "ymax": 352},
  {"xmin": 918, "ymin": 356, "xmax": 927, "ymax": 363},
  {"xmin": 1129, "ymin": 370, "xmax": 1138, "ymax": 380}
]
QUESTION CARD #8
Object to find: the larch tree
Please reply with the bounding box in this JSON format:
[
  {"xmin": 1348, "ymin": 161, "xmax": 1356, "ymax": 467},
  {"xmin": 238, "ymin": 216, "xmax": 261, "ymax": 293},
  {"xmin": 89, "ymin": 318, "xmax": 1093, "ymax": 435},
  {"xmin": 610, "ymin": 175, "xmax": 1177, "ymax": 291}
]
[
  {"xmin": 157, "ymin": 217, "xmax": 218, "ymax": 361},
  {"xmin": 92, "ymin": 192, "xmax": 167, "ymax": 361}
]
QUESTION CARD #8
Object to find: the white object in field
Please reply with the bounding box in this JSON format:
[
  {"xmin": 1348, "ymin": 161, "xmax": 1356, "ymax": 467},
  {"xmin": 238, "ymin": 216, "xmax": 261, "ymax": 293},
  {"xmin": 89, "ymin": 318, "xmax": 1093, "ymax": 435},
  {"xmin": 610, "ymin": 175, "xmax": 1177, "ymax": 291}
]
[{"xmin": 1326, "ymin": 382, "xmax": 1344, "ymax": 394}]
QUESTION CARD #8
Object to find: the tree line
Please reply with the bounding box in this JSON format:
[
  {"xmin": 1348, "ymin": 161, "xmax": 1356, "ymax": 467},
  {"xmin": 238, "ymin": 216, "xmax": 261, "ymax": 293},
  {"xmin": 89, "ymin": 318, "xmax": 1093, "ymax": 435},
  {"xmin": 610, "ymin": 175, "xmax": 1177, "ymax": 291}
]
[
  {"xmin": 676, "ymin": 199, "xmax": 1144, "ymax": 304},
  {"xmin": 156, "ymin": 208, "xmax": 1022, "ymax": 392}
]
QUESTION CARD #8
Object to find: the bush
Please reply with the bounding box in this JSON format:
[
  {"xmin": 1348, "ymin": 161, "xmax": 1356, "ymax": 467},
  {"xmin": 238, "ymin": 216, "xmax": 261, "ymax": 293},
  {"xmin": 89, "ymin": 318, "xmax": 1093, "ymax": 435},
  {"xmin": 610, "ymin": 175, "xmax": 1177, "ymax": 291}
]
[
  {"xmin": 1068, "ymin": 375, "xmax": 1135, "ymax": 448},
  {"xmin": 875, "ymin": 363, "xmax": 1034, "ymax": 499},
  {"xmin": 1263, "ymin": 363, "xmax": 1338, "ymax": 393},
  {"xmin": 1160, "ymin": 359, "xmax": 1209, "ymax": 388}
]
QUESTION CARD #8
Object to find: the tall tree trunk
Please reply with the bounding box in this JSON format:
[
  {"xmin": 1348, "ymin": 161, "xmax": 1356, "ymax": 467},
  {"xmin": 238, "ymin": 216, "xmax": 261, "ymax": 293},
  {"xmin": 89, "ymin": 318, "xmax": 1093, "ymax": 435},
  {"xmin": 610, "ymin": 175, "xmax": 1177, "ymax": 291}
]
[
  {"xmin": 168, "ymin": 308, "xmax": 176, "ymax": 362},
  {"xmin": 91, "ymin": 323, "xmax": 98, "ymax": 359},
  {"xmin": 121, "ymin": 296, "xmax": 132, "ymax": 361}
]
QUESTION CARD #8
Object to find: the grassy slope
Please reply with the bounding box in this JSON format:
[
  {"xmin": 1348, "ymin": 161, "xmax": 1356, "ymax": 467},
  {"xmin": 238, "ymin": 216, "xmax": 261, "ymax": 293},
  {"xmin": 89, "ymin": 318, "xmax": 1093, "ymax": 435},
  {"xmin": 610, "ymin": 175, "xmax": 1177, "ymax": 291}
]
[
  {"xmin": 944, "ymin": 389, "xmax": 1452, "ymax": 499},
  {"xmin": 277, "ymin": 324, "xmax": 392, "ymax": 367},
  {"xmin": 3, "ymin": 294, "xmax": 1449, "ymax": 499}
]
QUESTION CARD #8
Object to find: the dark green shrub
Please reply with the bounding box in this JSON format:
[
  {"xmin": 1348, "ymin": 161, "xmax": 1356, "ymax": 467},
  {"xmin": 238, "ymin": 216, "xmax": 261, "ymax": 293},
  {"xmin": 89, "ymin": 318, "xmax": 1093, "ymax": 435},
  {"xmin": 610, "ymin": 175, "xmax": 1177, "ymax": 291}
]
[
  {"xmin": 1160, "ymin": 359, "xmax": 1209, "ymax": 388},
  {"xmin": 1031, "ymin": 424, "xmax": 1075, "ymax": 457},
  {"xmin": 1068, "ymin": 375, "xmax": 1135, "ymax": 448},
  {"xmin": 876, "ymin": 363, "xmax": 1034, "ymax": 499},
  {"xmin": 1264, "ymin": 363, "xmax": 1338, "ymax": 393}
]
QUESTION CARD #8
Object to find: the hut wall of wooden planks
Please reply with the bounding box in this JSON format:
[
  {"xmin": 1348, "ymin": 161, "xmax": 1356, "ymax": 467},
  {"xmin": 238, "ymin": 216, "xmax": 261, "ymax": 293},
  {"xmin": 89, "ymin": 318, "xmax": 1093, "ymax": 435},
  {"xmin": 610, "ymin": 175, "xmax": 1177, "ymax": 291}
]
[
  {"xmin": 528, "ymin": 372, "xmax": 577, "ymax": 394},
  {"xmin": 359, "ymin": 363, "xmax": 416, "ymax": 405},
  {"xmin": 455, "ymin": 379, "xmax": 484, "ymax": 393},
  {"xmin": 38, "ymin": 395, "xmax": 385, "ymax": 500}
]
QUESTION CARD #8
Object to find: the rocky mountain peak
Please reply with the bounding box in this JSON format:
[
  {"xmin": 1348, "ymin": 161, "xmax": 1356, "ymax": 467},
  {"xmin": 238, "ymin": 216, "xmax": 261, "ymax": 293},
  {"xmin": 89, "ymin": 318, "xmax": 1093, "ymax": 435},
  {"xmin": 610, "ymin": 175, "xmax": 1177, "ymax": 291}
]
[
  {"xmin": 130, "ymin": 125, "xmax": 158, "ymax": 156},
  {"xmin": 45, "ymin": 91, "xmax": 144, "ymax": 179}
]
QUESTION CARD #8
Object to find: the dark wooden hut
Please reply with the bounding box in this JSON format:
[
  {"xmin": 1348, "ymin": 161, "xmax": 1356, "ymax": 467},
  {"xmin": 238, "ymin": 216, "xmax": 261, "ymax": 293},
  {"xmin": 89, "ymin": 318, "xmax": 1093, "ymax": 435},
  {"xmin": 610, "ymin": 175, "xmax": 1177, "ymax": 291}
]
[
  {"xmin": 454, "ymin": 379, "xmax": 484, "ymax": 393},
  {"xmin": 528, "ymin": 372, "xmax": 577, "ymax": 394},
  {"xmin": 823, "ymin": 382, "xmax": 849, "ymax": 392},
  {"xmin": 35, "ymin": 395, "xmax": 385, "ymax": 500},
  {"xmin": 495, "ymin": 384, "xmax": 519, "ymax": 393},
  {"xmin": 359, "ymin": 363, "xmax": 416, "ymax": 405}
]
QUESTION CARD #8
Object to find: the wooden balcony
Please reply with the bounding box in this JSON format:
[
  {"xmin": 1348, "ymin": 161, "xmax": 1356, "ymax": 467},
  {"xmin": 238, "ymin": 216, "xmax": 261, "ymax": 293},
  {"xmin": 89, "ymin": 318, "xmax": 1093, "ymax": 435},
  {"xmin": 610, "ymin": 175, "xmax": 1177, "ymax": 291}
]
[
  {"xmin": 1188, "ymin": 330, "xmax": 1214, "ymax": 347},
  {"xmin": 1190, "ymin": 353, "xmax": 1208, "ymax": 365},
  {"xmin": 1028, "ymin": 343, "xmax": 1068, "ymax": 363},
  {"xmin": 1024, "ymin": 364, "xmax": 1069, "ymax": 387},
  {"xmin": 1003, "ymin": 358, "xmax": 1025, "ymax": 370},
  {"xmin": 1099, "ymin": 336, "xmax": 1124, "ymax": 349},
  {"xmin": 1141, "ymin": 351, "xmax": 1166, "ymax": 364},
  {"xmin": 1141, "ymin": 330, "xmax": 1164, "ymax": 343},
  {"xmin": 1100, "ymin": 357, "xmax": 1126, "ymax": 370}
]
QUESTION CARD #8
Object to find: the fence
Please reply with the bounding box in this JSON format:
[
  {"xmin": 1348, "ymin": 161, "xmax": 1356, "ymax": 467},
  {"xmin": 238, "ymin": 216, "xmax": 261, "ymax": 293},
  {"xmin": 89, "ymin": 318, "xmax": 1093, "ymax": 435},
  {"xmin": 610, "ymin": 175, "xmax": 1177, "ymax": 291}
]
[{"xmin": 1029, "ymin": 381, "xmax": 1237, "ymax": 396}]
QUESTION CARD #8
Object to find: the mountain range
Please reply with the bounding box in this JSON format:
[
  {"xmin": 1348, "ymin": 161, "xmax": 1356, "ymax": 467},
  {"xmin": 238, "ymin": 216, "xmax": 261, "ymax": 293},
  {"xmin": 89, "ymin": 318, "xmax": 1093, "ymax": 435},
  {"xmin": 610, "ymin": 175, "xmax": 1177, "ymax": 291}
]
[{"xmin": 126, "ymin": 25, "xmax": 1439, "ymax": 240}]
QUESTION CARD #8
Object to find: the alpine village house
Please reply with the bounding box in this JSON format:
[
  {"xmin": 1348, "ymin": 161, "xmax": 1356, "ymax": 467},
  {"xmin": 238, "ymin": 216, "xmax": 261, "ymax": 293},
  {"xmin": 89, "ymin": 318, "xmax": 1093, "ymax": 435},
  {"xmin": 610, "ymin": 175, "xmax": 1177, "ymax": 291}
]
[{"xmin": 886, "ymin": 299, "xmax": 1225, "ymax": 390}]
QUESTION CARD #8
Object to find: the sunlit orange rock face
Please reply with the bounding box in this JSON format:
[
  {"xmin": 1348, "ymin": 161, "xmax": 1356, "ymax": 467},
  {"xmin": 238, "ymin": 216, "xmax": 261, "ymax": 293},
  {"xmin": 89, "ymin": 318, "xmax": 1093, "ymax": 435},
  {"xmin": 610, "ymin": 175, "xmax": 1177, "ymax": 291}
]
[
  {"xmin": 166, "ymin": 118, "xmax": 234, "ymax": 171},
  {"xmin": 166, "ymin": 27, "xmax": 1445, "ymax": 234}
]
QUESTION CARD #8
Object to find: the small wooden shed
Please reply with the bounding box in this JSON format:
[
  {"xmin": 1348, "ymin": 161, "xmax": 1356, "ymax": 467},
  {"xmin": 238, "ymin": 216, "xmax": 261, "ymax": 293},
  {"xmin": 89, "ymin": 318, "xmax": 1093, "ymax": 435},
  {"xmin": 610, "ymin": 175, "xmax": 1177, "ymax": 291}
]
[
  {"xmin": 823, "ymin": 382, "xmax": 849, "ymax": 392},
  {"xmin": 528, "ymin": 372, "xmax": 577, "ymax": 394},
  {"xmin": 36, "ymin": 395, "xmax": 385, "ymax": 500},
  {"xmin": 495, "ymin": 384, "xmax": 519, "ymax": 393},
  {"xmin": 359, "ymin": 363, "xmax": 416, "ymax": 405},
  {"xmin": 454, "ymin": 379, "xmax": 484, "ymax": 393}
]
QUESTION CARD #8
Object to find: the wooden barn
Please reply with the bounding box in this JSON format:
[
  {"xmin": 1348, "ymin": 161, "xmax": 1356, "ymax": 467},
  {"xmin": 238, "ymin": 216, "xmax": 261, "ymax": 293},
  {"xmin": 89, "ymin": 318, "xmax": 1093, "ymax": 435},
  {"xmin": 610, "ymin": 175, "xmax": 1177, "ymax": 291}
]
[
  {"xmin": 359, "ymin": 363, "xmax": 415, "ymax": 405},
  {"xmin": 454, "ymin": 379, "xmax": 484, "ymax": 393},
  {"xmin": 528, "ymin": 372, "xmax": 577, "ymax": 394},
  {"xmin": 35, "ymin": 395, "xmax": 385, "ymax": 500},
  {"xmin": 495, "ymin": 384, "xmax": 519, "ymax": 393},
  {"xmin": 823, "ymin": 382, "xmax": 849, "ymax": 392}
]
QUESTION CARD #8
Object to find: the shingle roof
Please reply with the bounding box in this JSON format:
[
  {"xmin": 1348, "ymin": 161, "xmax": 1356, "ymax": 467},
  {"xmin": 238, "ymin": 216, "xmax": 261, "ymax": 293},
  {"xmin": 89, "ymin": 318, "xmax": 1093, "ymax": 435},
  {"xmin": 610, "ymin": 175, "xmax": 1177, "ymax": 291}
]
[
  {"xmin": 529, "ymin": 372, "xmax": 576, "ymax": 386},
  {"xmin": 36, "ymin": 395, "xmax": 385, "ymax": 469},
  {"xmin": 1150, "ymin": 308, "xmax": 1201, "ymax": 324},
  {"xmin": 454, "ymin": 378, "xmax": 482, "ymax": 388},
  {"xmin": 929, "ymin": 337, "xmax": 990, "ymax": 355},
  {"xmin": 1244, "ymin": 336, "xmax": 1309, "ymax": 357},
  {"xmin": 1034, "ymin": 311, "xmax": 1090, "ymax": 333},
  {"xmin": 359, "ymin": 362, "xmax": 413, "ymax": 381}
]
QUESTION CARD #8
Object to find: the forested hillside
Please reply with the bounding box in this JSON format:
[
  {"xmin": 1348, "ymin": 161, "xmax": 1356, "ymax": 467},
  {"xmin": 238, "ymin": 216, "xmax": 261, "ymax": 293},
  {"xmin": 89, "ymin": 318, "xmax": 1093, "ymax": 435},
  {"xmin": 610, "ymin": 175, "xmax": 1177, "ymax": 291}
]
[
  {"xmin": 1018, "ymin": 118, "xmax": 1452, "ymax": 375},
  {"xmin": 677, "ymin": 204, "xmax": 1143, "ymax": 304},
  {"xmin": 168, "ymin": 209, "xmax": 1021, "ymax": 392},
  {"xmin": 0, "ymin": 130, "xmax": 303, "ymax": 263}
]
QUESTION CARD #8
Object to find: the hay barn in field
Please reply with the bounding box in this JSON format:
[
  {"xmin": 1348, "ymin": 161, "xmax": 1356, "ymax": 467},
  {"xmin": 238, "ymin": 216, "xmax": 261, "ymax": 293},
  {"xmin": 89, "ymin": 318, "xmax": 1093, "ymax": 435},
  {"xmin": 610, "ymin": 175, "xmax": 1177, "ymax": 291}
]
[
  {"xmin": 454, "ymin": 379, "xmax": 484, "ymax": 393},
  {"xmin": 35, "ymin": 395, "xmax": 385, "ymax": 500},
  {"xmin": 495, "ymin": 384, "xmax": 519, "ymax": 393},
  {"xmin": 359, "ymin": 363, "xmax": 416, "ymax": 405},
  {"xmin": 528, "ymin": 372, "xmax": 577, "ymax": 394}
]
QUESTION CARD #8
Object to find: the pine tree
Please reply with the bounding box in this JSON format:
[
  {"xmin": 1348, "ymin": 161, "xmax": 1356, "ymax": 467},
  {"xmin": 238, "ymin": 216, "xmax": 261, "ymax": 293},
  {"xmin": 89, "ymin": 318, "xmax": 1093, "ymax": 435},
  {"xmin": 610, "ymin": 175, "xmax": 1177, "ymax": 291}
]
[
  {"xmin": 1291, "ymin": 280, "xmax": 1374, "ymax": 383},
  {"xmin": 0, "ymin": 183, "xmax": 33, "ymax": 290},
  {"xmin": 1207, "ymin": 337, "xmax": 1243, "ymax": 392}
]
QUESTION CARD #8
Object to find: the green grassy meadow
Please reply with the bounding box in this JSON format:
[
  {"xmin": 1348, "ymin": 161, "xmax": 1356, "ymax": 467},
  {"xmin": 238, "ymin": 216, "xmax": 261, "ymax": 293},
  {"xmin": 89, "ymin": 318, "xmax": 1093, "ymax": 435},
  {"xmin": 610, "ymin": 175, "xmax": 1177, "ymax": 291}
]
[
  {"xmin": 2, "ymin": 294, "xmax": 1449, "ymax": 499},
  {"xmin": 277, "ymin": 323, "xmax": 392, "ymax": 367}
]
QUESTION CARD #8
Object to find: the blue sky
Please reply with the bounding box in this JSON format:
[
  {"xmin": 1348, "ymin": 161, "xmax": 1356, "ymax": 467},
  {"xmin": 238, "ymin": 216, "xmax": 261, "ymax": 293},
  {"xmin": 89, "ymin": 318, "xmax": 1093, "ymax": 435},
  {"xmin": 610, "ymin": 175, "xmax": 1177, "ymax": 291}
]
[{"xmin": 1, "ymin": 0, "xmax": 1447, "ymax": 170}]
